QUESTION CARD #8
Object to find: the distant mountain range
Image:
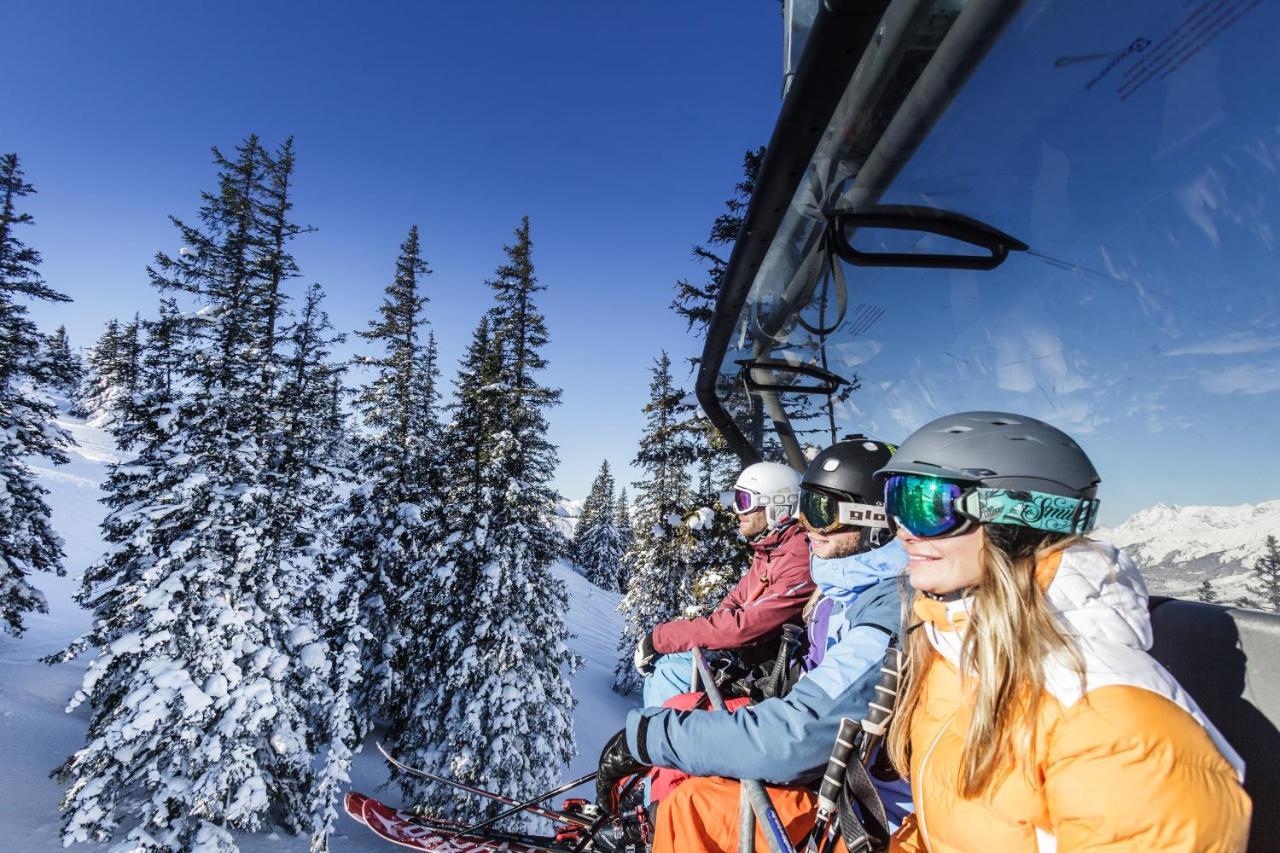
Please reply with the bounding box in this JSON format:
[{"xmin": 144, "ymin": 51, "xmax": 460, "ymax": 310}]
[
  {"xmin": 1094, "ymin": 500, "xmax": 1280, "ymax": 602},
  {"xmin": 551, "ymin": 498, "xmax": 584, "ymax": 540}
]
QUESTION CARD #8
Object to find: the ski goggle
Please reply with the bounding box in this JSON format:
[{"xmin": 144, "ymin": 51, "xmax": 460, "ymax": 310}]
[
  {"xmin": 719, "ymin": 487, "xmax": 797, "ymax": 516},
  {"xmin": 797, "ymin": 486, "xmax": 890, "ymax": 534},
  {"xmin": 883, "ymin": 474, "xmax": 1100, "ymax": 539}
]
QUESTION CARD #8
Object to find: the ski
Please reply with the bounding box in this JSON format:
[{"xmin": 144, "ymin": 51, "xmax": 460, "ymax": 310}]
[
  {"xmin": 346, "ymin": 791, "xmax": 578, "ymax": 851},
  {"xmin": 375, "ymin": 741, "xmax": 593, "ymax": 828}
]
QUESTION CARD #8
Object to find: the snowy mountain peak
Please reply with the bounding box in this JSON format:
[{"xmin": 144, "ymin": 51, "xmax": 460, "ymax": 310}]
[{"xmin": 1094, "ymin": 499, "xmax": 1280, "ymax": 598}]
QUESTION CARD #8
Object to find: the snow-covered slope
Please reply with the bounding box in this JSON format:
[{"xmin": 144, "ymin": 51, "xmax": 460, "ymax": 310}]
[
  {"xmin": 0, "ymin": 415, "xmax": 632, "ymax": 851},
  {"xmin": 1094, "ymin": 500, "xmax": 1280, "ymax": 601}
]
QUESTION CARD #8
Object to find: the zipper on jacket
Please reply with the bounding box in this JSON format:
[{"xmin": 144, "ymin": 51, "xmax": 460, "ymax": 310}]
[
  {"xmin": 916, "ymin": 713, "xmax": 955, "ymax": 851},
  {"xmin": 742, "ymin": 571, "xmax": 771, "ymax": 605}
]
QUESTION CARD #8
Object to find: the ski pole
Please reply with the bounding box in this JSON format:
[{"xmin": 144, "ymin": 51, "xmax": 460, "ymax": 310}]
[
  {"xmin": 805, "ymin": 718, "xmax": 859, "ymax": 853},
  {"xmin": 691, "ymin": 647, "xmax": 797, "ymax": 853},
  {"xmin": 812, "ymin": 641, "xmax": 905, "ymax": 853},
  {"xmin": 570, "ymin": 773, "xmax": 642, "ymax": 853},
  {"xmin": 375, "ymin": 741, "xmax": 592, "ymax": 828},
  {"xmin": 857, "ymin": 643, "xmax": 903, "ymax": 765},
  {"xmin": 449, "ymin": 769, "xmax": 599, "ymax": 841}
]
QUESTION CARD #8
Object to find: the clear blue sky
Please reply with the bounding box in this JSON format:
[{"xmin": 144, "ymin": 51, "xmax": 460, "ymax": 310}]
[{"xmin": 4, "ymin": 1, "xmax": 781, "ymax": 500}]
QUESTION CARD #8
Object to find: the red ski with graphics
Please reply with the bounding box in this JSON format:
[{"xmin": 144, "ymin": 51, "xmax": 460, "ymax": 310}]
[{"xmin": 346, "ymin": 792, "xmax": 568, "ymax": 852}]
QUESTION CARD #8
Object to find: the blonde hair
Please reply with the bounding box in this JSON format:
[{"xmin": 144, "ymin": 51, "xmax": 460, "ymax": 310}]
[{"xmin": 886, "ymin": 531, "xmax": 1088, "ymax": 797}]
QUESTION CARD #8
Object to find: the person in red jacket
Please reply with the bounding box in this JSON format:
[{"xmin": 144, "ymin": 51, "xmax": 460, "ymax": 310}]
[{"xmin": 633, "ymin": 461, "xmax": 813, "ymax": 710}]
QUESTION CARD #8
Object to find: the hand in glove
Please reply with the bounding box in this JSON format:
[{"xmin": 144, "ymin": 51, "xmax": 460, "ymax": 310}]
[
  {"xmin": 633, "ymin": 632, "xmax": 659, "ymax": 677},
  {"xmin": 595, "ymin": 728, "xmax": 649, "ymax": 815}
]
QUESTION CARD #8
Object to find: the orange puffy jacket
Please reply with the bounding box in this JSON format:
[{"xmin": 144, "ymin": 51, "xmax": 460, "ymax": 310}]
[{"xmin": 891, "ymin": 543, "xmax": 1251, "ymax": 852}]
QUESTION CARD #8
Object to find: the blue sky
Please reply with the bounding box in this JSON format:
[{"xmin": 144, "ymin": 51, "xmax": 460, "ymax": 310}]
[{"xmin": 4, "ymin": 1, "xmax": 781, "ymax": 500}]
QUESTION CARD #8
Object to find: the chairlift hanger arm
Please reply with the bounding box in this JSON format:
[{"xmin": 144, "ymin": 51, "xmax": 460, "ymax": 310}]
[
  {"xmin": 736, "ymin": 358, "xmax": 850, "ymax": 395},
  {"xmin": 828, "ymin": 204, "xmax": 1028, "ymax": 270}
]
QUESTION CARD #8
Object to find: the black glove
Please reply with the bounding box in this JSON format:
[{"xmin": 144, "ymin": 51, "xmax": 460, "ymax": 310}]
[
  {"xmin": 633, "ymin": 632, "xmax": 659, "ymax": 677},
  {"xmin": 595, "ymin": 728, "xmax": 648, "ymax": 815}
]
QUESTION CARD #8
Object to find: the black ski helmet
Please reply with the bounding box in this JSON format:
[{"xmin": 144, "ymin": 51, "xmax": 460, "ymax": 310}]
[
  {"xmin": 801, "ymin": 436, "xmax": 897, "ymax": 547},
  {"xmin": 874, "ymin": 411, "xmax": 1100, "ymax": 499},
  {"xmin": 803, "ymin": 435, "xmax": 897, "ymax": 503}
]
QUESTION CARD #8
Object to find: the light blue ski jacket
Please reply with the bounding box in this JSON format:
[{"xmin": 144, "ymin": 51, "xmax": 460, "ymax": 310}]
[{"xmin": 625, "ymin": 540, "xmax": 908, "ymax": 787}]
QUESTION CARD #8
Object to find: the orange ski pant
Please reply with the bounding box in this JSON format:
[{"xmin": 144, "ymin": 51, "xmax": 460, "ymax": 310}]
[{"xmin": 652, "ymin": 775, "xmax": 818, "ymax": 853}]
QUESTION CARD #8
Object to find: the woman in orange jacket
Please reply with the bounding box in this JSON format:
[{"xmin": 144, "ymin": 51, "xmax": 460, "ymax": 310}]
[{"xmin": 875, "ymin": 411, "xmax": 1250, "ymax": 852}]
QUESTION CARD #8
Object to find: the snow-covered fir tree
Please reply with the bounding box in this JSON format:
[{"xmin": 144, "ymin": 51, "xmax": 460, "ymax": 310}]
[
  {"xmin": 572, "ymin": 466, "xmax": 605, "ymax": 555},
  {"xmin": 1197, "ymin": 578, "xmax": 1218, "ymax": 604},
  {"xmin": 683, "ymin": 410, "xmax": 750, "ymax": 614},
  {"xmin": 613, "ymin": 351, "xmax": 696, "ymax": 694},
  {"xmin": 333, "ymin": 224, "xmax": 446, "ymax": 738},
  {"xmin": 421, "ymin": 218, "xmax": 577, "ymax": 825},
  {"xmin": 262, "ymin": 284, "xmax": 362, "ymax": 853},
  {"xmin": 79, "ymin": 315, "xmax": 142, "ymax": 425},
  {"xmin": 44, "ymin": 324, "xmax": 84, "ymax": 403},
  {"xmin": 0, "ymin": 152, "xmax": 72, "ymax": 637},
  {"xmin": 572, "ymin": 460, "xmax": 628, "ymax": 591},
  {"xmin": 615, "ymin": 486, "xmax": 635, "ymax": 591},
  {"xmin": 1246, "ymin": 535, "xmax": 1280, "ymax": 613},
  {"xmin": 52, "ymin": 136, "xmax": 346, "ymax": 851}
]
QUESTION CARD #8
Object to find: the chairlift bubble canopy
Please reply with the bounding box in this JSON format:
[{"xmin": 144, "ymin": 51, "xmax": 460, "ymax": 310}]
[{"xmin": 698, "ymin": 0, "xmax": 1280, "ymax": 528}]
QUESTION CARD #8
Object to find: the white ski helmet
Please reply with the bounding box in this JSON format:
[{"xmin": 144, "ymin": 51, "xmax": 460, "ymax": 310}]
[{"xmin": 721, "ymin": 461, "xmax": 803, "ymax": 529}]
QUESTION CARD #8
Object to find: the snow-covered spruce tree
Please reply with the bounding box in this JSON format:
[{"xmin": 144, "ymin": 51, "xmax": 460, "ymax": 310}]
[
  {"xmin": 571, "ymin": 465, "xmax": 605, "ymax": 560},
  {"xmin": 683, "ymin": 410, "xmax": 750, "ymax": 615},
  {"xmin": 0, "ymin": 152, "xmax": 72, "ymax": 637},
  {"xmin": 1246, "ymin": 535, "xmax": 1280, "ymax": 613},
  {"xmin": 1197, "ymin": 578, "xmax": 1218, "ymax": 605},
  {"xmin": 76, "ymin": 318, "xmax": 120, "ymax": 417},
  {"xmin": 80, "ymin": 315, "xmax": 142, "ymax": 426},
  {"xmin": 261, "ymin": 283, "xmax": 362, "ymax": 852},
  {"xmin": 52, "ymin": 136, "xmax": 337, "ymax": 851},
  {"xmin": 572, "ymin": 460, "xmax": 627, "ymax": 591},
  {"xmin": 421, "ymin": 218, "xmax": 577, "ymax": 825},
  {"xmin": 47, "ymin": 299, "xmax": 189, "ymax": 669},
  {"xmin": 334, "ymin": 224, "xmax": 445, "ymax": 738},
  {"xmin": 570, "ymin": 460, "xmax": 607, "ymax": 562},
  {"xmin": 613, "ymin": 351, "xmax": 696, "ymax": 694},
  {"xmin": 44, "ymin": 324, "xmax": 84, "ymax": 404},
  {"xmin": 615, "ymin": 486, "xmax": 635, "ymax": 590}
]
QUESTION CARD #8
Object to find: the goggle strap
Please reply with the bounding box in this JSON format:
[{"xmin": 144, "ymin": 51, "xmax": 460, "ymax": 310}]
[
  {"xmin": 956, "ymin": 488, "xmax": 1100, "ymax": 535},
  {"xmin": 837, "ymin": 501, "xmax": 891, "ymax": 529}
]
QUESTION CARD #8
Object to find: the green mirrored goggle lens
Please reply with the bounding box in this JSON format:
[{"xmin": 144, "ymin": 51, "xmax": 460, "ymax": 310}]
[{"xmin": 883, "ymin": 475, "xmax": 968, "ymax": 538}]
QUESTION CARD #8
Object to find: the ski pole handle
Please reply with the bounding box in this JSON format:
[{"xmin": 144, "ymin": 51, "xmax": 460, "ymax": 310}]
[
  {"xmin": 818, "ymin": 718, "xmax": 860, "ymax": 817},
  {"xmin": 858, "ymin": 643, "xmax": 903, "ymax": 764},
  {"xmin": 759, "ymin": 624, "xmax": 803, "ymax": 699},
  {"xmin": 806, "ymin": 717, "xmax": 859, "ymax": 853}
]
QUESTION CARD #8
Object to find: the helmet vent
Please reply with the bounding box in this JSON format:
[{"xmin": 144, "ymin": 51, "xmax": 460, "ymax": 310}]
[
  {"xmin": 990, "ymin": 417, "xmax": 1019, "ymax": 425},
  {"xmin": 941, "ymin": 425, "xmax": 973, "ymax": 434}
]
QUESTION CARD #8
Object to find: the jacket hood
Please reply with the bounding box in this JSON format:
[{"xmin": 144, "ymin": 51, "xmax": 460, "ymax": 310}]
[
  {"xmin": 915, "ymin": 542, "xmax": 1150, "ymax": 651},
  {"xmin": 810, "ymin": 539, "xmax": 907, "ymax": 605},
  {"xmin": 1041, "ymin": 541, "xmax": 1151, "ymax": 652}
]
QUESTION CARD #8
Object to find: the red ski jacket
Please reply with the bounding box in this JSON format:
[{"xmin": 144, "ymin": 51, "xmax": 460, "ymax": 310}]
[{"xmin": 650, "ymin": 521, "xmax": 813, "ymax": 654}]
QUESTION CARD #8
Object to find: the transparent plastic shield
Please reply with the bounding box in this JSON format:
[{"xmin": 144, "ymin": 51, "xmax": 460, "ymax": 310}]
[{"xmin": 720, "ymin": 0, "xmax": 1280, "ymax": 523}]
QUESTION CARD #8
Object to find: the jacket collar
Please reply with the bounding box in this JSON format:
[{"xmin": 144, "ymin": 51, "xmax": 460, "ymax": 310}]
[
  {"xmin": 751, "ymin": 518, "xmax": 801, "ymax": 553},
  {"xmin": 810, "ymin": 539, "xmax": 907, "ymax": 604}
]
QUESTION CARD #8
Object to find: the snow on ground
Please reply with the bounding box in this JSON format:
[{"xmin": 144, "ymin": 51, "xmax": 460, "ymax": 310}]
[{"xmin": 0, "ymin": 414, "xmax": 634, "ymax": 851}]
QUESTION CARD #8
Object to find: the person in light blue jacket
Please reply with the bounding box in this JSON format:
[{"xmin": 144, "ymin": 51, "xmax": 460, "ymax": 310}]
[{"xmin": 595, "ymin": 438, "xmax": 916, "ymax": 851}]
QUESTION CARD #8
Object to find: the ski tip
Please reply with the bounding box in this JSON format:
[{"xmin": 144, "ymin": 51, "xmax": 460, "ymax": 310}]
[{"xmin": 344, "ymin": 791, "xmax": 370, "ymax": 825}]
